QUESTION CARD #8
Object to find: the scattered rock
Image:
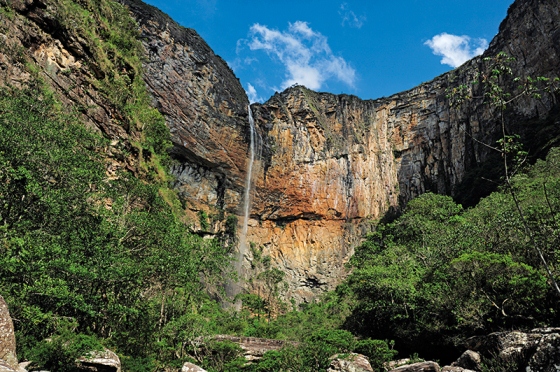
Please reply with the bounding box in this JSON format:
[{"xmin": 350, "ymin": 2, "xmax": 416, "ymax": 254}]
[
  {"xmin": 181, "ymin": 362, "xmax": 207, "ymax": 372},
  {"xmin": 389, "ymin": 361, "xmax": 440, "ymax": 372},
  {"xmin": 0, "ymin": 296, "xmax": 17, "ymax": 371},
  {"xmin": 327, "ymin": 353, "xmax": 373, "ymax": 372},
  {"xmin": 386, "ymin": 359, "xmax": 412, "ymax": 370},
  {"xmin": 441, "ymin": 367, "xmax": 476, "ymax": 372},
  {"xmin": 450, "ymin": 350, "xmax": 481, "ymax": 371},
  {"xmin": 203, "ymin": 335, "xmax": 296, "ymax": 362},
  {"xmin": 17, "ymin": 362, "xmax": 31, "ymax": 372},
  {"xmin": 77, "ymin": 348, "xmax": 121, "ymax": 372},
  {"xmin": 465, "ymin": 329, "xmax": 560, "ymax": 372},
  {"xmin": 0, "ymin": 360, "xmax": 15, "ymax": 372},
  {"xmin": 527, "ymin": 332, "xmax": 560, "ymax": 372}
]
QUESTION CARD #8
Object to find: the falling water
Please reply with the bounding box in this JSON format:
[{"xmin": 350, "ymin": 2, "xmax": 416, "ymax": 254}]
[
  {"xmin": 237, "ymin": 105, "xmax": 256, "ymax": 272},
  {"xmin": 225, "ymin": 105, "xmax": 257, "ymax": 306}
]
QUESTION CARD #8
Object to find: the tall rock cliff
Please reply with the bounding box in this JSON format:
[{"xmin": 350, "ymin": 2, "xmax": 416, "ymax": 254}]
[
  {"xmin": 1, "ymin": 0, "xmax": 557, "ymax": 304},
  {"xmin": 118, "ymin": 0, "xmax": 250, "ymax": 225},
  {"xmin": 124, "ymin": 0, "xmax": 559, "ymax": 303}
]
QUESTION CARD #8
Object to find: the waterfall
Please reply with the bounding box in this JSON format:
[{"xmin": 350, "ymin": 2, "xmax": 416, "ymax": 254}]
[
  {"xmin": 225, "ymin": 105, "xmax": 257, "ymax": 306},
  {"xmin": 237, "ymin": 105, "xmax": 256, "ymax": 273}
]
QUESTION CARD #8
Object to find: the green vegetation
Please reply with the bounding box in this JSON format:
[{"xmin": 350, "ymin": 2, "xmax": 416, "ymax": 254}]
[
  {"xmin": 0, "ymin": 82, "xmax": 234, "ymax": 370},
  {"xmin": 0, "ymin": 0, "xmax": 558, "ymax": 368},
  {"xmin": 0, "ymin": 0, "xmax": 235, "ymax": 369},
  {"xmin": 342, "ymin": 148, "xmax": 560, "ymax": 358}
]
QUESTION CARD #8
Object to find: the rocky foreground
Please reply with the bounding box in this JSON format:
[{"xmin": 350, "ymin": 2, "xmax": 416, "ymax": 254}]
[{"xmin": 3, "ymin": 293, "xmax": 560, "ymax": 372}]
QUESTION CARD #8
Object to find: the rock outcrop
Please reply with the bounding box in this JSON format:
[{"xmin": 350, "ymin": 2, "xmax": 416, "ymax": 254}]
[
  {"xmin": 0, "ymin": 296, "xmax": 17, "ymax": 372},
  {"xmin": 389, "ymin": 361, "xmax": 441, "ymax": 372},
  {"xmin": 449, "ymin": 351, "xmax": 481, "ymax": 371},
  {"xmin": 181, "ymin": 362, "xmax": 207, "ymax": 372},
  {"xmin": 118, "ymin": 0, "xmax": 560, "ymax": 302},
  {"xmin": 465, "ymin": 328, "xmax": 560, "ymax": 372},
  {"xmin": 0, "ymin": 0, "xmax": 151, "ymax": 184},
  {"xmin": 327, "ymin": 353, "xmax": 374, "ymax": 372},
  {"xmin": 441, "ymin": 367, "xmax": 476, "ymax": 372},
  {"xmin": 77, "ymin": 349, "xmax": 121, "ymax": 372},
  {"xmin": 205, "ymin": 335, "xmax": 295, "ymax": 362},
  {"xmin": 118, "ymin": 0, "xmax": 250, "ymax": 230}
]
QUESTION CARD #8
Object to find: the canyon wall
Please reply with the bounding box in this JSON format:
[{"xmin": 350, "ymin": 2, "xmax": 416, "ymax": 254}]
[
  {"xmin": 3, "ymin": 0, "xmax": 557, "ymax": 303},
  {"xmin": 0, "ymin": 0, "xmax": 560, "ymax": 303},
  {"xmin": 122, "ymin": 0, "xmax": 560, "ymax": 303}
]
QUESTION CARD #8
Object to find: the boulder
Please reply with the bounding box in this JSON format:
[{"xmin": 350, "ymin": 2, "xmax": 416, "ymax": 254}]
[
  {"xmin": 527, "ymin": 332, "xmax": 560, "ymax": 372},
  {"xmin": 0, "ymin": 360, "xmax": 15, "ymax": 372},
  {"xmin": 181, "ymin": 362, "xmax": 207, "ymax": 372},
  {"xmin": 464, "ymin": 329, "xmax": 560, "ymax": 372},
  {"xmin": 389, "ymin": 361, "xmax": 440, "ymax": 372},
  {"xmin": 204, "ymin": 335, "xmax": 295, "ymax": 362},
  {"xmin": 385, "ymin": 359, "xmax": 412, "ymax": 370},
  {"xmin": 0, "ymin": 296, "xmax": 17, "ymax": 371},
  {"xmin": 450, "ymin": 350, "xmax": 481, "ymax": 371},
  {"xmin": 327, "ymin": 353, "xmax": 373, "ymax": 372},
  {"xmin": 77, "ymin": 348, "xmax": 121, "ymax": 372},
  {"xmin": 441, "ymin": 367, "xmax": 476, "ymax": 372}
]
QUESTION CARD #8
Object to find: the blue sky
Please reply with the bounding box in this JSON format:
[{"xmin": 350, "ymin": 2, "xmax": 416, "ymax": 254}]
[{"xmin": 142, "ymin": 0, "xmax": 514, "ymax": 102}]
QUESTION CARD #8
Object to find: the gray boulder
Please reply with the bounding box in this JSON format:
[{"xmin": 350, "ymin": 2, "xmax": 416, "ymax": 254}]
[
  {"xmin": 527, "ymin": 332, "xmax": 560, "ymax": 372},
  {"xmin": 77, "ymin": 349, "xmax": 120, "ymax": 372},
  {"xmin": 181, "ymin": 362, "xmax": 207, "ymax": 372},
  {"xmin": 465, "ymin": 329, "xmax": 560, "ymax": 372},
  {"xmin": 0, "ymin": 296, "xmax": 17, "ymax": 372},
  {"xmin": 327, "ymin": 353, "xmax": 373, "ymax": 372},
  {"xmin": 450, "ymin": 350, "xmax": 481, "ymax": 371},
  {"xmin": 389, "ymin": 361, "xmax": 440, "ymax": 372}
]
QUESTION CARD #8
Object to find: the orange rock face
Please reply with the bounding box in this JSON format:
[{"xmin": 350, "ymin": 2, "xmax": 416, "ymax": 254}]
[{"xmin": 124, "ymin": 0, "xmax": 560, "ymax": 303}]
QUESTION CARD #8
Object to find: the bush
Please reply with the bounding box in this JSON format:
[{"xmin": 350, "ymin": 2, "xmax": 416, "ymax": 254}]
[{"xmin": 355, "ymin": 339, "xmax": 397, "ymax": 370}]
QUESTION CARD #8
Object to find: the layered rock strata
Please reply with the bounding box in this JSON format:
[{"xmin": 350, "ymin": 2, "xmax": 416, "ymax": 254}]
[
  {"xmin": 118, "ymin": 0, "xmax": 250, "ymax": 227},
  {"xmin": 120, "ymin": 0, "xmax": 560, "ymax": 302},
  {"xmin": 0, "ymin": 0, "xmax": 156, "ymax": 182}
]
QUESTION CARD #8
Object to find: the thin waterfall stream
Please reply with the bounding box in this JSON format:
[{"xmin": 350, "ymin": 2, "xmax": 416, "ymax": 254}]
[
  {"xmin": 225, "ymin": 105, "xmax": 257, "ymax": 306},
  {"xmin": 237, "ymin": 105, "xmax": 256, "ymax": 274}
]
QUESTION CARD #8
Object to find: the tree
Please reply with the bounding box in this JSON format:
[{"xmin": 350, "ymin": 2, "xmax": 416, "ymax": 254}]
[{"xmin": 447, "ymin": 52, "xmax": 560, "ymax": 297}]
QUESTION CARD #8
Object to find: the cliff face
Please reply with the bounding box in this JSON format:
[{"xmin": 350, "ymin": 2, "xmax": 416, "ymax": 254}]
[
  {"xmin": 2, "ymin": 0, "xmax": 558, "ymax": 303},
  {"xmin": 118, "ymin": 0, "xmax": 250, "ymax": 227},
  {"xmin": 118, "ymin": 0, "xmax": 560, "ymax": 303}
]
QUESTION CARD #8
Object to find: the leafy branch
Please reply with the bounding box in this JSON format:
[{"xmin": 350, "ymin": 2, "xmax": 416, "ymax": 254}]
[{"xmin": 447, "ymin": 51, "xmax": 560, "ymax": 297}]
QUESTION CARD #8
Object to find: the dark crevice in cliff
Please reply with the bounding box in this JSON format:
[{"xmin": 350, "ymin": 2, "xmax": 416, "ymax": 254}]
[
  {"xmin": 170, "ymin": 143, "xmax": 220, "ymax": 171},
  {"xmin": 251, "ymin": 103, "xmax": 277, "ymax": 178},
  {"xmin": 269, "ymin": 213, "xmax": 325, "ymax": 227},
  {"xmin": 216, "ymin": 174, "xmax": 227, "ymax": 211},
  {"xmin": 455, "ymin": 105, "xmax": 560, "ymax": 207}
]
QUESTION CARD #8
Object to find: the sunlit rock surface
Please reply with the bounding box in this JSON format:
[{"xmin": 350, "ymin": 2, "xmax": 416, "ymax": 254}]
[{"xmin": 120, "ymin": 0, "xmax": 560, "ymax": 302}]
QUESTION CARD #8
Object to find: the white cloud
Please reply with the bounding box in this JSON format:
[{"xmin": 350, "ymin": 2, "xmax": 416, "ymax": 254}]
[
  {"xmin": 339, "ymin": 3, "xmax": 366, "ymax": 29},
  {"xmin": 246, "ymin": 83, "xmax": 263, "ymax": 103},
  {"xmin": 246, "ymin": 21, "xmax": 356, "ymax": 91},
  {"xmin": 424, "ymin": 33, "xmax": 488, "ymax": 68}
]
